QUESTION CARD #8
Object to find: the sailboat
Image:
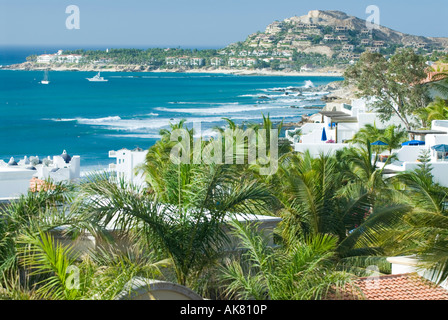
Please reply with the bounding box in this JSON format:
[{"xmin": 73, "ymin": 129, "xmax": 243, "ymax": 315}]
[
  {"xmin": 86, "ymin": 72, "xmax": 108, "ymax": 82},
  {"xmin": 40, "ymin": 70, "xmax": 50, "ymax": 84}
]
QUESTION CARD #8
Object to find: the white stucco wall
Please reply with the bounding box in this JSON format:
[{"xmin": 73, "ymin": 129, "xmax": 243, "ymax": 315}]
[
  {"xmin": 109, "ymin": 149, "xmax": 148, "ymax": 188},
  {"xmin": 387, "ymin": 256, "xmax": 448, "ymax": 290},
  {"xmin": 395, "ymin": 146, "xmax": 429, "ymax": 162},
  {"xmin": 0, "ymin": 168, "xmax": 36, "ymax": 199},
  {"xmin": 426, "ymin": 134, "xmax": 448, "ymax": 147},
  {"xmin": 403, "ymin": 162, "xmax": 448, "ymax": 187},
  {"xmin": 294, "ymin": 142, "xmax": 347, "ymax": 156}
]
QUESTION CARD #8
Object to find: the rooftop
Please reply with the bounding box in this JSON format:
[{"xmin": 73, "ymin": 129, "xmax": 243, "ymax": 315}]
[
  {"xmin": 330, "ymin": 273, "xmax": 448, "ymax": 300},
  {"xmin": 318, "ymin": 111, "xmax": 349, "ymax": 117},
  {"xmin": 408, "ymin": 130, "xmax": 448, "ymax": 135},
  {"xmin": 330, "ymin": 116, "xmax": 358, "ymax": 123}
]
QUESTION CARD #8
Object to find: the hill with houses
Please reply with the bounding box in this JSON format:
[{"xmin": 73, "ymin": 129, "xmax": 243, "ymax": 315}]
[
  {"xmin": 5, "ymin": 10, "xmax": 448, "ymax": 73},
  {"xmin": 218, "ymin": 10, "xmax": 448, "ymax": 65}
]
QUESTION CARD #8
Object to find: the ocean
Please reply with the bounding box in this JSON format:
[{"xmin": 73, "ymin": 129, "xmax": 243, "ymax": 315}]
[{"xmin": 0, "ymin": 47, "xmax": 342, "ymax": 171}]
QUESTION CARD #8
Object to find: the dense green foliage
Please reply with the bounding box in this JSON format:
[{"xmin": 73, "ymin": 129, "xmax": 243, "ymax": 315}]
[{"xmin": 344, "ymin": 49, "xmax": 431, "ymax": 131}]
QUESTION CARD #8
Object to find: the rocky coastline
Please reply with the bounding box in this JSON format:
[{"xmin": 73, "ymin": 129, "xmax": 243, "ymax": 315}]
[{"xmin": 0, "ymin": 61, "xmax": 345, "ymax": 77}]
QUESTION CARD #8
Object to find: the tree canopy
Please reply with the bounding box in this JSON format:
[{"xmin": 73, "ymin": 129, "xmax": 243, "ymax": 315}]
[{"xmin": 344, "ymin": 48, "xmax": 431, "ymax": 132}]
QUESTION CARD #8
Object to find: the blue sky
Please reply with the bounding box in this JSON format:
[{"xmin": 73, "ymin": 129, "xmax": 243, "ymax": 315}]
[{"xmin": 0, "ymin": 0, "xmax": 447, "ymax": 48}]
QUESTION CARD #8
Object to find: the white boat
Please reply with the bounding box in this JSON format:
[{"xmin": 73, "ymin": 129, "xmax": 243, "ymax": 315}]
[
  {"xmin": 87, "ymin": 72, "xmax": 108, "ymax": 82},
  {"xmin": 41, "ymin": 70, "xmax": 50, "ymax": 84}
]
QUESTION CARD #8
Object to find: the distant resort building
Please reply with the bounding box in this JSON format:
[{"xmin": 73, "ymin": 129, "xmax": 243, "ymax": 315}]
[
  {"xmin": 228, "ymin": 57, "xmax": 257, "ymax": 67},
  {"xmin": 165, "ymin": 56, "xmax": 205, "ymax": 67},
  {"xmin": 335, "ymin": 26, "xmax": 349, "ymax": 32},
  {"xmin": 342, "ymin": 44, "xmax": 355, "ymax": 52},
  {"xmin": 300, "ymin": 64, "xmax": 315, "ymax": 72},
  {"xmin": 366, "ymin": 47, "xmax": 381, "ymax": 53},
  {"xmin": 0, "ymin": 150, "xmax": 80, "ymax": 200},
  {"xmin": 36, "ymin": 50, "xmax": 83, "ymax": 64},
  {"xmin": 360, "ymin": 39, "xmax": 371, "ymax": 45},
  {"xmin": 373, "ymin": 40, "xmax": 386, "ymax": 48},
  {"xmin": 210, "ymin": 57, "xmax": 224, "ymax": 66},
  {"xmin": 360, "ymin": 29, "xmax": 371, "ymax": 36}
]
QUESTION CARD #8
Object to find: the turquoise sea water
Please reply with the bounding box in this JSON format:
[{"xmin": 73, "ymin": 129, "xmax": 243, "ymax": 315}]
[{"xmin": 0, "ymin": 50, "xmax": 342, "ymax": 171}]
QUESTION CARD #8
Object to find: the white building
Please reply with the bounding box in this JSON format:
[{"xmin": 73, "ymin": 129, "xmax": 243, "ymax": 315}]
[
  {"xmin": 108, "ymin": 148, "xmax": 148, "ymax": 188},
  {"xmin": 210, "ymin": 57, "xmax": 224, "ymax": 66},
  {"xmin": 165, "ymin": 57, "xmax": 204, "ymax": 67},
  {"xmin": 383, "ymin": 120, "xmax": 448, "ymax": 187},
  {"xmin": 36, "ymin": 54, "xmax": 54, "ymax": 64},
  {"xmin": 36, "ymin": 51, "xmax": 83, "ymax": 64},
  {"xmin": 228, "ymin": 58, "xmax": 257, "ymax": 67},
  {"xmin": 0, "ymin": 165, "xmax": 36, "ymax": 201},
  {"xmin": 286, "ymin": 98, "xmax": 448, "ymax": 187},
  {"xmin": 286, "ymin": 98, "xmax": 403, "ymax": 156},
  {"xmin": 190, "ymin": 57, "xmax": 205, "ymax": 66},
  {"xmin": 300, "ymin": 64, "xmax": 315, "ymax": 72},
  {"xmin": 0, "ymin": 150, "xmax": 81, "ymax": 200},
  {"xmin": 55, "ymin": 54, "xmax": 83, "ymax": 64}
]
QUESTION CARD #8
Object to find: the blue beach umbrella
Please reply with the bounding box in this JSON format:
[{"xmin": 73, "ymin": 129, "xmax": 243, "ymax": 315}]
[
  {"xmin": 431, "ymin": 144, "xmax": 448, "ymax": 152},
  {"xmin": 402, "ymin": 140, "xmax": 425, "ymax": 146},
  {"xmin": 321, "ymin": 127, "xmax": 327, "ymax": 141},
  {"xmin": 371, "ymin": 140, "xmax": 388, "ymax": 146}
]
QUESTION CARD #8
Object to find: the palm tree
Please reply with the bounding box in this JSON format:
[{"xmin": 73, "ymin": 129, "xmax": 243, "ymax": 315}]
[
  {"xmin": 270, "ymin": 151, "xmax": 373, "ymax": 245},
  {"xmin": 347, "ymin": 124, "xmax": 407, "ymax": 155},
  {"xmin": 425, "ymin": 97, "xmax": 448, "ymax": 122},
  {"xmin": 5, "ymin": 229, "xmax": 166, "ymax": 300},
  {"xmin": 385, "ymin": 157, "xmax": 448, "ymax": 283},
  {"xmin": 138, "ymin": 119, "xmax": 195, "ymax": 198},
  {"xmin": 346, "ymin": 123, "xmax": 385, "ymax": 147},
  {"xmin": 0, "ymin": 181, "xmax": 100, "ymax": 278},
  {"xmin": 428, "ymin": 65, "xmax": 448, "ymax": 99},
  {"xmin": 381, "ymin": 125, "xmax": 408, "ymax": 155},
  {"xmin": 220, "ymin": 220, "xmax": 353, "ymax": 300},
  {"xmin": 270, "ymin": 139, "xmax": 415, "ymax": 277},
  {"xmin": 336, "ymin": 152, "xmax": 448, "ymax": 281},
  {"xmin": 0, "ymin": 179, "xmax": 162, "ymax": 300},
  {"xmin": 80, "ymin": 163, "xmax": 274, "ymax": 289}
]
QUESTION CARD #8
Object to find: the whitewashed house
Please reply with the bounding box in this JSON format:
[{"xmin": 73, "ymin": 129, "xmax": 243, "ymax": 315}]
[
  {"xmin": 383, "ymin": 120, "xmax": 448, "ymax": 187},
  {"xmin": 0, "ymin": 150, "xmax": 80, "ymax": 200},
  {"xmin": 108, "ymin": 148, "xmax": 148, "ymax": 188},
  {"xmin": 286, "ymin": 98, "xmax": 402, "ymax": 157},
  {"xmin": 286, "ymin": 96, "xmax": 448, "ymax": 187}
]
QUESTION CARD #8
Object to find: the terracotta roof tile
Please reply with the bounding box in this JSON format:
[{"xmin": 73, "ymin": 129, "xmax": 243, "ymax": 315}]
[
  {"xmin": 328, "ymin": 273, "xmax": 448, "ymax": 300},
  {"xmin": 30, "ymin": 177, "xmax": 55, "ymax": 192}
]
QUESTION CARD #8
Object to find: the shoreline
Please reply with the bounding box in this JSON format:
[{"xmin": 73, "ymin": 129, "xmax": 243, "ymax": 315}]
[{"xmin": 1, "ymin": 63, "xmax": 345, "ymax": 77}]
